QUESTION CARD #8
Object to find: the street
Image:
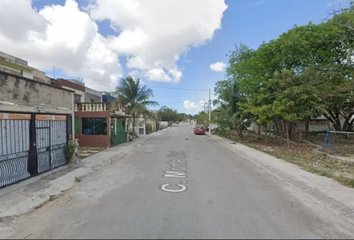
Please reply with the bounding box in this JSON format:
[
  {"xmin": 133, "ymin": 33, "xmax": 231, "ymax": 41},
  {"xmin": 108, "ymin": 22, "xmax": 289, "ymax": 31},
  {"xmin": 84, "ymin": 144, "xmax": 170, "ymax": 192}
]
[{"xmin": 3, "ymin": 124, "xmax": 354, "ymax": 239}]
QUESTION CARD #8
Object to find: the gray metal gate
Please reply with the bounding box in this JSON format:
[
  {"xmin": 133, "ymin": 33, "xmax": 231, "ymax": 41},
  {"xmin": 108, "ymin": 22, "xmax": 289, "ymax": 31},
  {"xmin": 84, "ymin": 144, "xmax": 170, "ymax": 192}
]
[
  {"xmin": 0, "ymin": 114, "xmax": 68, "ymax": 188},
  {"xmin": 36, "ymin": 120, "xmax": 67, "ymax": 174},
  {"xmin": 0, "ymin": 119, "xmax": 31, "ymax": 187}
]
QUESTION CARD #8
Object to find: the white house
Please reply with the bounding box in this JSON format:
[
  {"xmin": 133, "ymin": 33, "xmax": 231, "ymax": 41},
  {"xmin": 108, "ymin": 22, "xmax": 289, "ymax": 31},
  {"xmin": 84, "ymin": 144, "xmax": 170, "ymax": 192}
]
[{"xmin": 128, "ymin": 111, "xmax": 158, "ymax": 136}]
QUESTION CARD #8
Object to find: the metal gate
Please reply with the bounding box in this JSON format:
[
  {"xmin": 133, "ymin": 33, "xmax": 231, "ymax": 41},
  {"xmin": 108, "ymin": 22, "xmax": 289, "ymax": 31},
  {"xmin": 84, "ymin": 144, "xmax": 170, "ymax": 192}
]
[
  {"xmin": 0, "ymin": 113, "xmax": 68, "ymax": 188},
  {"xmin": 111, "ymin": 119, "xmax": 126, "ymax": 146},
  {"xmin": 0, "ymin": 117, "xmax": 31, "ymax": 187},
  {"xmin": 36, "ymin": 116, "xmax": 67, "ymax": 174}
]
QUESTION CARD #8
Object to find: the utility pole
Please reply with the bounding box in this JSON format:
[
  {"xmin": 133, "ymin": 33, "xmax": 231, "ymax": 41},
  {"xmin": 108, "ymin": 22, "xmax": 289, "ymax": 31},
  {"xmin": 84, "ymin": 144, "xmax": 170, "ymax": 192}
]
[
  {"xmin": 209, "ymin": 88, "xmax": 211, "ymax": 137},
  {"xmin": 203, "ymin": 105, "xmax": 205, "ymax": 123},
  {"xmin": 53, "ymin": 66, "xmax": 56, "ymax": 79}
]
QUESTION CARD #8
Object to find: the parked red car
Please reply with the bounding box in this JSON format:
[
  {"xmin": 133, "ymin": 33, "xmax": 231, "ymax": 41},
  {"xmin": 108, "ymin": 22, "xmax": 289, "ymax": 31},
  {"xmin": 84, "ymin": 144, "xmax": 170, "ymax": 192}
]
[{"xmin": 194, "ymin": 125, "xmax": 206, "ymax": 135}]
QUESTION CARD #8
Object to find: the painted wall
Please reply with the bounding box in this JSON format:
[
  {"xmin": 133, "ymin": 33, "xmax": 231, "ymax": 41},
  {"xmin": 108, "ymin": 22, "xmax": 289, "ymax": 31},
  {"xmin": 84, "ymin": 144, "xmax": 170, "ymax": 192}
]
[
  {"xmin": 128, "ymin": 117, "xmax": 146, "ymax": 135},
  {"xmin": 74, "ymin": 111, "xmax": 111, "ymax": 148},
  {"xmin": 85, "ymin": 92, "xmax": 101, "ymax": 102},
  {"xmin": 33, "ymin": 69, "xmax": 46, "ymax": 83},
  {"xmin": 85, "ymin": 87, "xmax": 102, "ymax": 102},
  {"xmin": 22, "ymin": 70, "xmax": 33, "ymax": 79},
  {"xmin": 0, "ymin": 65, "xmax": 21, "ymax": 76},
  {"xmin": 62, "ymin": 86, "xmax": 85, "ymax": 103},
  {"xmin": 160, "ymin": 121, "xmax": 169, "ymax": 127}
]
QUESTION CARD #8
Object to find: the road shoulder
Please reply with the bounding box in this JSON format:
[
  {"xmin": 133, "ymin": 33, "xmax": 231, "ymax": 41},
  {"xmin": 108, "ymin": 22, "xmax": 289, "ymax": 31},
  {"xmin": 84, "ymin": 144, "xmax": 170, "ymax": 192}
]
[
  {"xmin": 211, "ymin": 134, "xmax": 354, "ymax": 225},
  {"xmin": 0, "ymin": 130, "xmax": 166, "ymax": 219}
]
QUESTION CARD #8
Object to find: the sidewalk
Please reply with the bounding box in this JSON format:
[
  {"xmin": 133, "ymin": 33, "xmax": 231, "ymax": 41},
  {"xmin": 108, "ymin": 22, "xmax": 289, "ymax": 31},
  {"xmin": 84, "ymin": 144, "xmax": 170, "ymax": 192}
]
[
  {"xmin": 211, "ymin": 134, "xmax": 354, "ymax": 225},
  {"xmin": 0, "ymin": 130, "xmax": 166, "ymax": 219}
]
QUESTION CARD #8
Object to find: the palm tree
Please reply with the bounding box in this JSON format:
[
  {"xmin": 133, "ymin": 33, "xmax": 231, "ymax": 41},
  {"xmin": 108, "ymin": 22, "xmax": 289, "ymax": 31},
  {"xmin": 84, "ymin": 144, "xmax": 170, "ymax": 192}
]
[{"xmin": 114, "ymin": 76, "xmax": 159, "ymax": 135}]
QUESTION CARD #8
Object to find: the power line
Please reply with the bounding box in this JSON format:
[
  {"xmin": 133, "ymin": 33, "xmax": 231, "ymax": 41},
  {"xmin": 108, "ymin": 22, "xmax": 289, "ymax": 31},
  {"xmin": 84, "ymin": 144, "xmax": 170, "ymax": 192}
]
[
  {"xmin": 157, "ymin": 102, "xmax": 186, "ymax": 104},
  {"xmin": 157, "ymin": 93, "xmax": 208, "ymax": 98},
  {"xmin": 146, "ymin": 85, "xmax": 209, "ymax": 92}
]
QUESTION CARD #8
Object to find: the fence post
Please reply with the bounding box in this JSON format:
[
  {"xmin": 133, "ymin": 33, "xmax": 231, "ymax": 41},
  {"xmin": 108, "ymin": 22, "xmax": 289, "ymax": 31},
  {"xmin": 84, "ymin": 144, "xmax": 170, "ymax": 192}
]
[{"xmin": 28, "ymin": 114, "xmax": 38, "ymax": 176}]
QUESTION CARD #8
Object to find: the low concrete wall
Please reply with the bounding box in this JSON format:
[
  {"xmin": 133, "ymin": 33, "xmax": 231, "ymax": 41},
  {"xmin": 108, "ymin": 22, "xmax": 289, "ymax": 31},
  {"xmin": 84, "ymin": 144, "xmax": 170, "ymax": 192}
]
[{"xmin": 160, "ymin": 121, "xmax": 169, "ymax": 127}]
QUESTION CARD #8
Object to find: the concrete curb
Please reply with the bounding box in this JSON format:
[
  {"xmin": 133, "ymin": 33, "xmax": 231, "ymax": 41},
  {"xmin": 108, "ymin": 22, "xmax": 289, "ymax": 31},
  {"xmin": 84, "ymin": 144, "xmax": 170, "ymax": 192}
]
[
  {"xmin": 210, "ymin": 134, "xmax": 354, "ymax": 225},
  {"xmin": 0, "ymin": 131, "xmax": 162, "ymax": 219}
]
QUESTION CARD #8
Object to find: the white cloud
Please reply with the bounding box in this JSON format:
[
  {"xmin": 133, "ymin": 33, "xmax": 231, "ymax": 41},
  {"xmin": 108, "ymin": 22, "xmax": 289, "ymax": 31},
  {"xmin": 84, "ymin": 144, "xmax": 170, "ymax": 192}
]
[
  {"xmin": 145, "ymin": 68, "xmax": 182, "ymax": 82},
  {"xmin": 184, "ymin": 100, "xmax": 205, "ymax": 114},
  {"xmin": 89, "ymin": 0, "xmax": 228, "ymax": 82},
  {"xmin": 146, "ymin": 68, "xmax": 171, "ymax": 82},
  {"xmin": 128, "ymin": 70, "xmax": 140, "ymax": 77},
  {"xmin": 0, "ymin": 0, "xmax": 228, "ymax": 89},
  {"xmin": 0, "ymin": 0, "xmax": 122, "ymax": 91},
  {"xmin": 184, "ymin": 100, "xmax": 200, "ymax": 110},
  {"xmin": 128, "ymin": 70, "xmax": 145, "ymax": 84},
  {"xmin": 210, "ymin": 62, "xmax": 226, "ymax": 72}
]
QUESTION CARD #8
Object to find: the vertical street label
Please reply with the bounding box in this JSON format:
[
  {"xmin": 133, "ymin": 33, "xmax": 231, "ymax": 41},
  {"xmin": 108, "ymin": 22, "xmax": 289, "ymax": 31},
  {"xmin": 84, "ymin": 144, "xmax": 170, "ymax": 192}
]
[{"xmin": 161, "ymin": 158, "xmax": 187, "ymax": 193}]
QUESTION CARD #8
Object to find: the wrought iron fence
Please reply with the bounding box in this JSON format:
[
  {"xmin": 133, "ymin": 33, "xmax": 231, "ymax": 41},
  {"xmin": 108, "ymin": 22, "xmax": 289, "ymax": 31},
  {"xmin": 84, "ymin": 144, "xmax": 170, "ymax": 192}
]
[
  {"xmin": 0, "ymin": 115, "xmax": 68, "ymax": 188},
  {"xmin": 0, "ymin": 152, "xmax": 33, "ymax": 188}
]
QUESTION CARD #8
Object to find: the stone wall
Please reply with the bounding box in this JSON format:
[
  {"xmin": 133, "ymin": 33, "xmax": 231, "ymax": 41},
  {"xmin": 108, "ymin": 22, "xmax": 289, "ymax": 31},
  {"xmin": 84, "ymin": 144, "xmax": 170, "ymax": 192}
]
[{"xmin": 0, "ymin": 71, "xmax": 73, "ymax": 111}]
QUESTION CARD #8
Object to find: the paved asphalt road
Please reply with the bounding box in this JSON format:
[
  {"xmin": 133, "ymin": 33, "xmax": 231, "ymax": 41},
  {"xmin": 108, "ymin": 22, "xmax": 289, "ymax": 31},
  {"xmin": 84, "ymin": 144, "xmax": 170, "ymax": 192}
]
[{"xmin": 4, "ymin": 124, "xmax": 354, "ymax": 239}]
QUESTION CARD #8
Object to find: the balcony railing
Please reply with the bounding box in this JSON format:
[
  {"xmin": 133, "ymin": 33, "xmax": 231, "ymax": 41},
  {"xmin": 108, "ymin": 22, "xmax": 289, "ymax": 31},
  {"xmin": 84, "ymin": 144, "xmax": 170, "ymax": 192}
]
[{"xmin": 75, "ymin": 102, "xmax": 111, "ymax": 112}]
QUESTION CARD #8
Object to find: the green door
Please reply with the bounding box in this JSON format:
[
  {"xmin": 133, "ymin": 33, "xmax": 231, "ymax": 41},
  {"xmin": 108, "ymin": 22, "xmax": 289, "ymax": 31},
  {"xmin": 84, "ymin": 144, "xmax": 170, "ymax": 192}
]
[
  {"xmin": 74, "ymin": 118, "xmax": 79, "ymax": 136},
  {"xmin": 116, "ymin": 120, "xmax": 126, "ymax": 144}
]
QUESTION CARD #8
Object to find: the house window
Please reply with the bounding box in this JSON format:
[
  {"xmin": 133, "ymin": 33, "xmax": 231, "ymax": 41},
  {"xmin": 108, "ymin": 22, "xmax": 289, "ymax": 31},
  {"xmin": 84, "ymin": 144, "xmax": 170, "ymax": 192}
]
[
  {"xmin": 74, "ymin": 94, "xmax": 82, "ymax": 103},
  {"xmin": 82, "ymin": 118, "xmax": 107, "ymax": 135}
]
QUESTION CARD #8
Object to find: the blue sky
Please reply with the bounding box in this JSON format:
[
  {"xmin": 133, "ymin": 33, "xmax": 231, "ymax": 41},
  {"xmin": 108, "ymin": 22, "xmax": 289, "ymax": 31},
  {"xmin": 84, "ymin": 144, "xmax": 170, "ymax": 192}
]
[{"xmin": 32, "ymin": 0, "xmax": 350, "ymax": 114}]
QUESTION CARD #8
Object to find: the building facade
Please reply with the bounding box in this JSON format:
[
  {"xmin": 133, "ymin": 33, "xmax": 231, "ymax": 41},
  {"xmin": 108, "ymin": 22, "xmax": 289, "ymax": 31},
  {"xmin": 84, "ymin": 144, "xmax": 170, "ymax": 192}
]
[
  {"xmin": 58, "ymin": 78, "xmax": 86, "ymax": 103},
  {"xmin": 85, "ymin": 87, "xmax": 102, "ymax": 102},
  {"xmin": 102, "ymin": 94, "xmax": 116, "ymax": 103},
  {"xmin": 74, "ymin": 102, "xmax": 129, "ymax": 148},
  {"xmin": 128, "ymin": 111, "xmax": 158, "ymax": 136},
  {"xmin": 0, "ymin": 51, "xmax": 48, "ymax": 83},
  {"xmin": 0, "ymin": 70, "xmax": 75, "ymax": 188}
]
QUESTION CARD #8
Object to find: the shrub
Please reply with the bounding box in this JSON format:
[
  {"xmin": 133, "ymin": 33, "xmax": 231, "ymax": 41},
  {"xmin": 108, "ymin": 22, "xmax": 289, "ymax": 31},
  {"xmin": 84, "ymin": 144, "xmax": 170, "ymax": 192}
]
[{"xmin": 64, "ymin": 141, "xmax": 76, "ymax": 164}]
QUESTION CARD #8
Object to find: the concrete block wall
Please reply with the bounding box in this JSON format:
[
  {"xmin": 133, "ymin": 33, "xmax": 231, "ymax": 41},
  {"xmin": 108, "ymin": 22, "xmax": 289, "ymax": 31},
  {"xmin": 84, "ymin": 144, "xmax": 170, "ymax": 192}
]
[{"xmin": 0, "ymin": 71, "xmax": 73, "ymax": 110}]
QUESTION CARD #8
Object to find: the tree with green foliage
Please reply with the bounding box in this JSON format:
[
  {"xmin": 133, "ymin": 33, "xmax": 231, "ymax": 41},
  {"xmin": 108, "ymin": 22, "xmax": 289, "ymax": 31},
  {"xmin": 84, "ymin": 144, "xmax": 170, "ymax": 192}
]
[
  {"xmin": 225, "ymin": 12, "xmax": 354, "ymax": 137},
  {"xmin": 269, "ymin": 69, "xmax": 325, "ymax": 147},
  {"xmin": 114, "ymin": 76, "xmax": 159, "ymax": 135},
  {"xmin": 157, "ymin": 106, "xmax": 178, "ymax": 122},
  {"xmin": 213, "ymin": 68, "xmax": 252, "ymax": 139}
]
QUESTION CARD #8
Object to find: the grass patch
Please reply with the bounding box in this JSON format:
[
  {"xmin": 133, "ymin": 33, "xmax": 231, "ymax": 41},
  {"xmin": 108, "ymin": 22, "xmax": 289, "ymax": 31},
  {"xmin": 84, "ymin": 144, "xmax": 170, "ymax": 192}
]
[
  {"xmin": 305, "ymin": 134, "xmax": 354, "ymax": 156},
  {"xmin": 219, "ymin": 132, "xmax": 354, "ymax": 188}
]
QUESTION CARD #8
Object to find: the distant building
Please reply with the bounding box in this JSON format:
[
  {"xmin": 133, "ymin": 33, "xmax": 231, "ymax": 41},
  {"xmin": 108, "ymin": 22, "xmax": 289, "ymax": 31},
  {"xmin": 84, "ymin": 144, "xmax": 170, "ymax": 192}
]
[
  {"xmin": 0, "ymin": 51, "xmax": 48, "ymax": 83},
  {"xmin": 85, "ymin": 87, "xmax": 102, "ymax": 102},
  {"xmin": 102, "ymin": 93, "xmax": 116, "ymax": 103},
  {"xmin": 58, "ymin": 78, "xmax": 86, "ymax": 103},
  {"xmin": 128, "ymin": 110, "xmax": 158, "ymax": 136},
  {"xmin": 58, "ymin": 78, "xmax": 102, "ymax": 103},
  {"xmin": 74, "ymin": 101, "xmax": 130, "ymax": 148}
]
